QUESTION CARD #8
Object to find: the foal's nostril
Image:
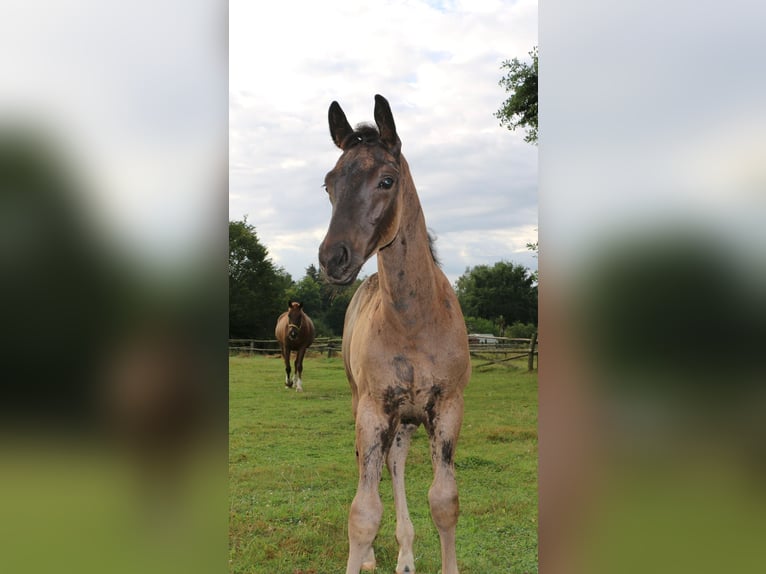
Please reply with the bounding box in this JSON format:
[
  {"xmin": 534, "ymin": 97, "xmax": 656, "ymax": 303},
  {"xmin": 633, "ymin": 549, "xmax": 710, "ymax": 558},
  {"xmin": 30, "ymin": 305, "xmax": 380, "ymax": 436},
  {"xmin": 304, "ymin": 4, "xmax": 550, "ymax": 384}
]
[
  {"xmin": 319, "ymin": 240, "xmax": 359, "ymax": 284},
  {"xmin": 336, "ymin": 243, "xmax": 350, "ymax": 268},
  {"xmin": 320, "ymin": 242, "xmax": 351, "ymax": 275}
]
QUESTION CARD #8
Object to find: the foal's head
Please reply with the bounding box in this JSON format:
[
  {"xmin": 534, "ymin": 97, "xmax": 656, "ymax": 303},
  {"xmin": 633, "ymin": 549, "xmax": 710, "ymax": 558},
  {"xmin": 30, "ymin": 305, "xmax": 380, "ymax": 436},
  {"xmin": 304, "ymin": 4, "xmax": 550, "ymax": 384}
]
[
  {"xmin": 286, "ymin": 301, "xmax": 304, "ymax": 341},
  {"xmin": 319, "ymin": 95, "xmax": 404, "ymax": 285}
]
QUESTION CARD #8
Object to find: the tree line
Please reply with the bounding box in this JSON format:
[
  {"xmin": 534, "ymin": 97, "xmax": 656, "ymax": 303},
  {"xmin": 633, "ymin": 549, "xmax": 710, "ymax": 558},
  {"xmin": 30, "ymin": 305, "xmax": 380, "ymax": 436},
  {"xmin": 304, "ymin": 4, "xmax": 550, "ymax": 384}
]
[{"xmin": 229, "ymin": 219, "xmax": 537, "ymax": 340}]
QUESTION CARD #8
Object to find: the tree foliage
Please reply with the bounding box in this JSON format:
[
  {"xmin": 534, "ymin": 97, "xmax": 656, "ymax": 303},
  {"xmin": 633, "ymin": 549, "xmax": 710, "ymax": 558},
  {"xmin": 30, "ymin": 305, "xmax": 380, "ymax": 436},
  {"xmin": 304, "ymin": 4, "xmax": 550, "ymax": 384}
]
[
  {"xmin": 289, "ymin": 264, "xmax": 363, "ymax": 336},
  {"xmin": 229, "ymin": 219, "xmax": 291, "ymax": 338},
  {"xmin": 456, "ymin": 261, "xmax": 538, "ymax": 329},
  {"xmin": 463, "ymin": 316, "xmax": 497, "ymax": 335},
  {"xmin": 495, "ymin": 46, "xmax": 538, "ymax": 144}
]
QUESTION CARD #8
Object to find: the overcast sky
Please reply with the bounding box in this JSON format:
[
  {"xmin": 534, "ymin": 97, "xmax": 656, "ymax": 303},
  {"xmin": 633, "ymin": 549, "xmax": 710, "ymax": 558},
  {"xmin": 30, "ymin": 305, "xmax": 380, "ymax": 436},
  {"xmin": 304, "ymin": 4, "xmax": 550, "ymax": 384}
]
[{"xmin": 230, "ymin": 0, "xmax": 538, "ymax": 285}]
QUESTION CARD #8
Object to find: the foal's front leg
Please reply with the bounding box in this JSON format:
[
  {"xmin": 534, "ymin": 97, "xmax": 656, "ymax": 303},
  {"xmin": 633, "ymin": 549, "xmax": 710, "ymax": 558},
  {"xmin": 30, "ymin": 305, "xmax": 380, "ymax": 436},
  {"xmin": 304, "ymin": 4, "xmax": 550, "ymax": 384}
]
[
  {"xmin": 427, "ymin": 396, "xmax": 464, "ymax": 574},
  {"xmin": 346, "ymin": 399, "xmax": 388, "ymax": 574},
  {"xmin": 387, "ymin": 422, "xmax": 417, "ymax": 574}
]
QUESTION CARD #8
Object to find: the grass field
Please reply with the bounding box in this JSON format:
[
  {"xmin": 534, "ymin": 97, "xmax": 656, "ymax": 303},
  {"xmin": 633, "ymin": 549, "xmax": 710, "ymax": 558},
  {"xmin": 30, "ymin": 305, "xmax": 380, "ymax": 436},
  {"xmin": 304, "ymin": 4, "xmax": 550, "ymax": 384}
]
[{"xmin": 229, "ymin": 353, "xmax": 538, "ymax": 573}]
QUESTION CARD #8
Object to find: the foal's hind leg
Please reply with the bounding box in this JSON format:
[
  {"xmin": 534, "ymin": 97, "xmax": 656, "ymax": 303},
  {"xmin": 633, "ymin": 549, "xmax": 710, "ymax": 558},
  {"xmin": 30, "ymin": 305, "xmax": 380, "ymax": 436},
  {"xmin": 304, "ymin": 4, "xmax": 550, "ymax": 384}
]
[
  {"xmin": 386, "ymin": 422, "xmax": 418, "ymax": 574},
  {"xmin": 427, "ymin": 395, "xmax": 464, "ymax": 574}
]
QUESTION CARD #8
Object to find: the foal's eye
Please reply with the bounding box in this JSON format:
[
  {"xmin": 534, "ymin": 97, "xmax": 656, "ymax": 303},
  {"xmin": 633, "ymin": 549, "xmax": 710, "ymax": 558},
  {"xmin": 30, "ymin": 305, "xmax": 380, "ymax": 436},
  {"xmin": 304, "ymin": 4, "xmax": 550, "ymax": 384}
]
[{"xmin": 378, "ymin": 177, "xmax": 395, "ymax": 190}]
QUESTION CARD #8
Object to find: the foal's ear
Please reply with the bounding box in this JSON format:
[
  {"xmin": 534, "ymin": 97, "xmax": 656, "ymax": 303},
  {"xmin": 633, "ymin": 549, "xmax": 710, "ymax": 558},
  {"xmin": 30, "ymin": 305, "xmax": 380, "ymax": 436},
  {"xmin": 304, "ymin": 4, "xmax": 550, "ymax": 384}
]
[
  {"xmin": 374, "ymin": 94, "xmax": 401, "ymax": 157},
  {"xmin": 329, "ymin": 101, "xmax": 353, "ymax": 149}
]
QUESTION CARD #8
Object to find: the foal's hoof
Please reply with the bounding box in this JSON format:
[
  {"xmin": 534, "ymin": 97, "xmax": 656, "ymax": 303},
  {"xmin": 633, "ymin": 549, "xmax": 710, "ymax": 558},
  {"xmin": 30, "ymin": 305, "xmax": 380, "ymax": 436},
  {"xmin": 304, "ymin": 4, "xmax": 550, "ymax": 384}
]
[
  {"xmin": 396, "ymin": 559, "xmax": 414, "ymax": 573},
  {"xmin": 361, "ymin": 546, "xmax": 375, "ymax": 571},
  {"xmin": 285, "ymin": 381, "xmax": 293, "ymax": 389}
]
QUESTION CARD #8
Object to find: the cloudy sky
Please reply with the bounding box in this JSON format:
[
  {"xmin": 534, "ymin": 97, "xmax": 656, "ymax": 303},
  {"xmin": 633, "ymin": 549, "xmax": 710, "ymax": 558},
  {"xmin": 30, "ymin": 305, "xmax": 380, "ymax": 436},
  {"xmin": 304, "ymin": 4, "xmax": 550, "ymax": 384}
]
[{"xmin": 230, "ymin": 0, "xmax": 538, "ymax": 285}]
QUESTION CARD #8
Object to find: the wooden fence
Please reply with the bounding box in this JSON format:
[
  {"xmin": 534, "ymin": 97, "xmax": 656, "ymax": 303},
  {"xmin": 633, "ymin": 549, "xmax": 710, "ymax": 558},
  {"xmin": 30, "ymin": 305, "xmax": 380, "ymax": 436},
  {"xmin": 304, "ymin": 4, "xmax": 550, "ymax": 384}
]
[
  {"xmin": 230, "ymin": 333, "xmax": 538, "ymax": 370},
  {"xmin": 229, "ymin": 336, "xmax": 343, "ymax": 358},
  {"xmin": 468, "ymin": 333, "xmax": 538, "ymax": 370}
]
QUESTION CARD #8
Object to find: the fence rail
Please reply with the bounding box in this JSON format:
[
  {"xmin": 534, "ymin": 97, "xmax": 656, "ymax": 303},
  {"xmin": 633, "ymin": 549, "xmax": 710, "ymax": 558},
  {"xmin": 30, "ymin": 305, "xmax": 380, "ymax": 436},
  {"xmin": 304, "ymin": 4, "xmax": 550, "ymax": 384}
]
[
  {"xmin": 229, "ymin": 337, "xmax": 343, "ymax": 357},
  {"xmin": 468, "ymin": 335, "xmax": 538, "ymax": 370},
  {"xmin": 230, "ymin": 334, "xmax": 538, "ymax": 369}
]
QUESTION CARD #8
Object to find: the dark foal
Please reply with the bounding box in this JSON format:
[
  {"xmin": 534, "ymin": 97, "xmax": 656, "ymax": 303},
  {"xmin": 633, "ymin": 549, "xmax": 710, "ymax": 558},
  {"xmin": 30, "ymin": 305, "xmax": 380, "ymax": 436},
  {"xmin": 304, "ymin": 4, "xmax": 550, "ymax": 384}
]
[{"xmin": 319, "ymin": 95, "xmax": 471, "ymax": 574}]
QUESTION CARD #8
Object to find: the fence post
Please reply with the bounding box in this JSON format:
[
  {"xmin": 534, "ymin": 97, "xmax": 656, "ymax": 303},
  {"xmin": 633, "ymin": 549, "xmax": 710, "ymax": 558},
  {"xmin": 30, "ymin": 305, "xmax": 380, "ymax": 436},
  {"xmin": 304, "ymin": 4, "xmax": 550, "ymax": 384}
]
[
  {"xmin": 527, "ymin": 331, "xmax": 538, "ymax": 371},
  {"xmin": 249, "ymin": 340, "xmax": 254, "ymax": 355}
]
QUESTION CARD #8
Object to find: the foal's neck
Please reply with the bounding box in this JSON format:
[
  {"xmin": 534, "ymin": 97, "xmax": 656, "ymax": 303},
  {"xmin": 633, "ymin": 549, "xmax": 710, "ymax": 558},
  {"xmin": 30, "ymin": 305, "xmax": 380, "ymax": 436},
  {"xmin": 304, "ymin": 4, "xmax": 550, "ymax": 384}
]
[{"xmin": 376, "ymin": 158, "xmax": 442, "ymax": 326}]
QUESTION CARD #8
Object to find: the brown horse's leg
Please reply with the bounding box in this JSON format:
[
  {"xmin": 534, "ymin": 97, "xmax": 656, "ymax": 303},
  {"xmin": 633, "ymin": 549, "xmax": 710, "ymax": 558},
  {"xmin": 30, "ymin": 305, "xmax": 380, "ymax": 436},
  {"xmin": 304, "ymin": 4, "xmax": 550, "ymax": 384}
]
[
  {"xmin": 346, "ymin": 398, "xmax": 387, "ymax": 574},
  {"xmin": 427, "ymin": 395, "xmax": 464, "ymax": 574},
  {"xmin": 294, "ymin": 346, "xmax": 307, "ymax": 392},
  {"xmin": 282, "ymin": 346, "xmax": 293, "ymax": 388},
  {"xmin": 386, "ymin": 422, "xmax": 417, "ymax": 574}
]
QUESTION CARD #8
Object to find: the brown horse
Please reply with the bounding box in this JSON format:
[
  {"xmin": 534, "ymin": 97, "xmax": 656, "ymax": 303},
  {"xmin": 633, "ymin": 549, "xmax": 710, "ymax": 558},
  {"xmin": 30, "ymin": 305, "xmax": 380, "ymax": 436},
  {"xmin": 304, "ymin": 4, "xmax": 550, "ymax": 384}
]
[
  {"xmin": 319, "ymin": 95, "xmax": 471, "ymax": 574},
  {"xmin": 274, "ymin": 301, "xmax": 315, "ymax": 392}
]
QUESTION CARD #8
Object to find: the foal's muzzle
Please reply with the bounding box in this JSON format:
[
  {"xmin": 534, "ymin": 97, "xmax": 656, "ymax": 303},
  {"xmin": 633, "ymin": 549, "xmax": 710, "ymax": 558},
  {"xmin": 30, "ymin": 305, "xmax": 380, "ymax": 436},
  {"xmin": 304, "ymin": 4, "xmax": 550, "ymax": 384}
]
[{"xmin": 319, "ymin": 240, "xmax": 358, "ymax": 285}]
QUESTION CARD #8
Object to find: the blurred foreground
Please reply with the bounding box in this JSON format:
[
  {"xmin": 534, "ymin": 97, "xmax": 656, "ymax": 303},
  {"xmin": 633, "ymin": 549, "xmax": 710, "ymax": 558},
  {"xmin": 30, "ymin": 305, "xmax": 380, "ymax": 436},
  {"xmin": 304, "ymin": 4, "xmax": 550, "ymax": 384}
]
[
  {"xmin": 0, "ymin": 128, "xmax": 227, "ymax": 574},
  {"xmin": 0, "ymin": 2, "xmax": 227, "ymax": 572},
  {"xmin": 541, "ymin": 1, "xmax": 766, "ymax": 572}
]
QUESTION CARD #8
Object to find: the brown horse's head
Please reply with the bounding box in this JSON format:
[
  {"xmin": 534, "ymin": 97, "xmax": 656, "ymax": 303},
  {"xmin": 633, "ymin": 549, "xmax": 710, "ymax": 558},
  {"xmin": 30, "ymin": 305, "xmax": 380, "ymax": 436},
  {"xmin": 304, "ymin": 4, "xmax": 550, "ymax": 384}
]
[
  {"xmin": 286, "ymin": 301, "xmax": 304, "ymax": 341},
  {"xmin": 319, "ymin": 95, "xmax": 404, "ymax": 285}
]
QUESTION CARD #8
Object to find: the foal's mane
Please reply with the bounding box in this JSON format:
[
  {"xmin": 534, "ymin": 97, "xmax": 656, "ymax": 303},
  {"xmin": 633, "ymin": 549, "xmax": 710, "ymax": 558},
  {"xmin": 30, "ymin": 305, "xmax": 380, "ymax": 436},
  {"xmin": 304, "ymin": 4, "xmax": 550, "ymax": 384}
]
[
  {"xmin": 339, "ymin": 123, "xmax": 381, "ymax": 149},
  {"xmin": 427, "ymin": 231, "xmax": 441, "ymax": 267}
]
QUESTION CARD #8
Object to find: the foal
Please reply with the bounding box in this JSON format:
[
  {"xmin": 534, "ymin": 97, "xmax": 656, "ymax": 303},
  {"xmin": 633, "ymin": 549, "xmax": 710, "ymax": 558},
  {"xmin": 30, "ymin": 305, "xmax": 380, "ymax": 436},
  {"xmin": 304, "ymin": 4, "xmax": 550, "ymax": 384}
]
[
  {"xmin": 319, "ymin": 95, "xmax": 471, "ymax": 574},
  {"xmin": 274, "ymin": 301, "xmax": 315, "ymax": 392}
]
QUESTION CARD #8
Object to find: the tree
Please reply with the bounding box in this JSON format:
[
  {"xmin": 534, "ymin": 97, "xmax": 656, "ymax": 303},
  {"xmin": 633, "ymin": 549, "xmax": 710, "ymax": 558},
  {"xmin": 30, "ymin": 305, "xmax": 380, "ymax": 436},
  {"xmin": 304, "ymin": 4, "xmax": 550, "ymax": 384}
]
[
  {"xmin": 463, "ymin": 316, "xmax": 497, "ymax": 335},
  {"xmin": 305, "ymin": 263, "xmax": 321, "ymax": 282},
  {"xmin": 286, "ymin": 273, "xmax": 323, "ymax": 321},
  {"xmin": 322, "ymin": 278, "xmax": 364, "ymax": 335},
  {"xmin": 229, "ymin": 219, "xmax": 291, "ymax": 338},
  {"xmin": 455, "ymin": 261, "xmax": 537, "ymax": 326},
  {"xmin": 495, "ymin": 46, "xmax": 538, "ymax": 144}
]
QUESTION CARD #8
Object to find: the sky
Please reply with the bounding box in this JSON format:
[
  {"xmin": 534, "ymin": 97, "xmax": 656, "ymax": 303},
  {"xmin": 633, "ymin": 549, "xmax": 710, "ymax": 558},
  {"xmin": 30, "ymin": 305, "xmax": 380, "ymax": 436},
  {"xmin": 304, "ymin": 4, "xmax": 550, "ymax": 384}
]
[{"xmin": 229, "ymin": 0, "xmax": 538, "ymax": 285}]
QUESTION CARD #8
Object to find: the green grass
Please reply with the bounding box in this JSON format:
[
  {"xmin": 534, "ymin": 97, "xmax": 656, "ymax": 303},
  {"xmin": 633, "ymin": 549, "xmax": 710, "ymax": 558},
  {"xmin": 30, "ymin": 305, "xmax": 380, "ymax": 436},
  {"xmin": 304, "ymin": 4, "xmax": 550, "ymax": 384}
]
[{"xmin": 229, "ymin": 353, "xmax": 538, "ymax": 573}]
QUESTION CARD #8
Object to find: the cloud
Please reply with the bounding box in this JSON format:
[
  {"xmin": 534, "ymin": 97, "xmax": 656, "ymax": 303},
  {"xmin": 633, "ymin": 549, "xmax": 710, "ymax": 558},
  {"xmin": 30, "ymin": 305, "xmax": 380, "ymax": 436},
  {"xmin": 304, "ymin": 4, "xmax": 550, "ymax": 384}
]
[{"xmin": 230, "ymin": 0, "xmax": 538, "ymax": 283}]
